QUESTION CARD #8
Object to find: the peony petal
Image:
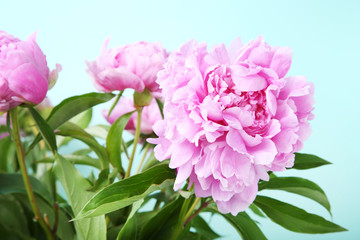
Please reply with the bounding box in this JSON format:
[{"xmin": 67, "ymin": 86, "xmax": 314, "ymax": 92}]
[
  {"xmin": 174, "ymin": 161, "xmax": 193, "ymax": 190},
  {"xmin": 270, "ymin": 47, "xmax": 293, "ymax": 78},
  {"xmin": 8, "ymin": 62, "xmax": 48, "ymax": 104},
  {"xmin": 230, "ymin": 65, "xmax": 267, "ymax": 91},
  {"xmin": 247, "ymin": 139, "xmax": 277, "ymax": 165},
  {"xmin": 98, "ymin": 67, "xmax": 145, "ymax": 92}
]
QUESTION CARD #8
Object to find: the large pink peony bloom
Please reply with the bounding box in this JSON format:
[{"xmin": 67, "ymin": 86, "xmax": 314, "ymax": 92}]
[
  {"xmin": 149, "ymin": 36, "xmax": 314, "ymax": 215},
  {"xmin": 103, "ymin": 97, "xmax": 162, "ymax": 135},
  {"xmin": 0, "ymin": 31, "xmax": 60, "ymax": 112},
  {"xmin": 86, "ymin": 40, "xmax": 168, "ymax": 95}
]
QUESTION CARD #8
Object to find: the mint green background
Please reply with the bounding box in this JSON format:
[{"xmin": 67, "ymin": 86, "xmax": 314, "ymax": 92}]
[{"xmin": 2, "ymin": 0, "xmax": 359, "ymax": 239}]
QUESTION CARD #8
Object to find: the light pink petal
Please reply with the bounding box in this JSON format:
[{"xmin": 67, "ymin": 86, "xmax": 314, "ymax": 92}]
[
  {"xmin": 174, "ymin": 161, "xmax": 193, "ymax": 190},
  {"xmin": 247, "ymin": 139, "xmax": 277, "ymax": 165},
  {"xmin": 270, "ymin": 47, "xmax": 293, "ymax": 78}
]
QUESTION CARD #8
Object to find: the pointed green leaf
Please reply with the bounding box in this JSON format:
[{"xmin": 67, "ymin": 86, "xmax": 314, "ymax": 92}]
[
  {"xmin": 293, "ymin": 153, "xmax": 331, "ymax": 170},
  {"xmin": 191, "ymin": 215, "xmax": 220, "ymax": 239},
  {"xmin": 56, "ymin": 122, "xmax": 109, "ymax": 168},
  {"xmin": 70, "ymin": 108, "xmax": 92, "ymax": 129},
  {"xmin": 139, "ymin": 197, "xmax": 184, "ymax": 240},
  {"xmin": 76, "ymin": 164, "xmax": 175, "ymax": 219},
  {"xmin": 249, "ymin": 203, "xmax": 266, "ymax": 218},
  {"xmin": 155, "ymin": 98, "xmax": 164, "ymax": 119},
  {"xmin": 205, "ymin": 207, "xmax": 267, "ymax": 240},
  {"xmin": 28, "ymin": 107, "xmax": 57, "ymax": 153},
  {"xmin": 0, "ymin": 136, "xmax": 16, "ymax": 172},
  {"xmin": 13, "ymin": 193, "xmax": 75, "ymax": 240},
  {"xmin": 53, "ymin": 154, "xmax": 106, "ymax": 240},
  {"xmin": 106, "ymin": 111, "xmax": 134, "ymax": 174},
  {"xmin": 0, "ymin": 195, "xmax": 30, "ymax": 235},
  {"xmin": 259, "ymin": 177, "xmax": 331, "ymax": 214},
  {"xmin": 0, "ymin": 173, "xmax": 53, "ymax": 203},
  {"xmin": 87, "ymin": 168, "xmax": 110, "ymax": 192},
  {"xmin": 85, "ymin": 124, "xmax": 109, "ymax": 139},
  {"xmin": 47, "ymin": 92, "xmax": 114, "ymax": 129},
  {"xmin": 28, "ymin": 92, "xmax": 114, "ymax": 152},
  {"xmin": 36, "ymin": 154, "xmax": 102, "ymax": 169},
  {"xmin": 254, "ymin": 195, "xmax": 347, "ymax": 233},
  {"xmin": 117, "ymin": 199, "xmax": 143, "ymax": 240}
]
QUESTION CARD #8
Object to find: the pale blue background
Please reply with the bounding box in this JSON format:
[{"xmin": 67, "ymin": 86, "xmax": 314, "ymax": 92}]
[{"xmin": 2, "ymin": 0, "xmax": 359, "ymax": 239}]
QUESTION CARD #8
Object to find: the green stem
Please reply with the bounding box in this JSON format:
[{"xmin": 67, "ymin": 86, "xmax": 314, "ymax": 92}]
[
  {"xmin": 170, "ymin": 196, "xmax": 193, "ymax": 240},
  {"xmin": 9, "ymin": 108, "xmax": 54, "ymax": 240},
  {"xmin": 136, "ymin": 143, "xmax": 150, "ymax": 174},
  {"xmin": 183, "ymin": 197, "xmax": 201, "ymax": 222},
  {"xmin": 125, "ymin": 107, "xmax": 142, "ymax": 178}
]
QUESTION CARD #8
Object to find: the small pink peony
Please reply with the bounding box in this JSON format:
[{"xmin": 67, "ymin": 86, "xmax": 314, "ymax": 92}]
[
  {"xmin": 103, "ymin": 97, "xmax": 162, "ymax": 135},
  {"xmin": 86, "ymin": 40, "xmax": 168, "ymax": 95},
  {"xmin": 0, "ymin": 31, "xmax": 60, "ymax": 112},
  {"xmin": 149, "ymin": 36, "xmax": 314, "ymax": 215}
]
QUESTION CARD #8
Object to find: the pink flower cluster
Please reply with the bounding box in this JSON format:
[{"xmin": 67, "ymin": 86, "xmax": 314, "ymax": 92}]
[
  {"xmin": 149, "ymin": 36, "xmax": 314, "ymax": 215},
  {"xmin": 86, "ymin": 40, "xmax": 167, "ymax": 96},
  {"xmin": 0, "ymin": 31, "xmax": 60, "ymax": 112}
]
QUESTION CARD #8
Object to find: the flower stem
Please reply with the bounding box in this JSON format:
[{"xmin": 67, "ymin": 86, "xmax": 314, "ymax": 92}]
[
  {"xmin": 184, "ymin": 199, "xmax": 212, "ymax": 226},
  {"xmin": 125, "ymin": 107, "xmax": 142, "ymax": 178},
  {"xmin": 170, "ymin": 196, "xmax": 193, "ymax": 240},
  {"xmin": 136, "ymin": 143, "xmax": 150, "ymax": 174},
  {"xmin": 9, "ymin": 108, "xmax": 54, "ymax": 240},
  {"xmin": 183, "ymin": 197, "xmax": 201, "ymax": 223}
]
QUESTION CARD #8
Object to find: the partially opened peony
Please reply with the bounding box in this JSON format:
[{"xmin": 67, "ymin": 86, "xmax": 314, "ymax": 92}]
[
  {"xmin": 0, "ymin": 31, "xmax": 60, "ymax": 112},
  {"xmin": 149, "ymin": 36, "xmax": 315, "ymax": 215},
  {"xmin": 86, "ymin": 40, "xmax": 167, "ymax": 95}
]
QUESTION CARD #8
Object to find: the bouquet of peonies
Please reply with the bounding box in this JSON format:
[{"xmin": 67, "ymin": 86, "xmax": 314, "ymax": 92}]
[{"xmin": 0, "ymin": 30, "xmax": 346, "ymax": 239}]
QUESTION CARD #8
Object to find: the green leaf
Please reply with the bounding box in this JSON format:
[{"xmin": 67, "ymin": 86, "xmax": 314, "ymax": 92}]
[
  {"xmin": 76, "ymin": 164, "xmax": 176, "ymax": 219},
  {"xmin": 13, "ymin": 193, "xmax": 75, "ymax": 240},
  {"xmin": 47, "ymin": 92, "xmax": 114, "ymax": 129},
  {"xmin": 53, "ymin": 154, "xmax": 106, "ymax": 240},
  {"xmin": 248, "ymin": 203, "xmax": 266, "ymax": 218},
  {"xmin": 0, "ymin": 195, "xmax": 30, "ymax": 235},
  {"xmin": 139, "ymin": 197, "xmax": 184, "ymax": 240},
  {"xmin": 107, "ymin": 91, "xmax": 123, "ymax": 119},
  {"xmin": 70, "ymin": 108, "xmax": 92, "ymax": 129},
  {"xmin": 85, "ymin": 124, "xmax": 109, "ymax": 139},
  {"xmin": 57, "ymin": 109, "xmax": 94, "ymax": 147},
  {"xmin": 28, "ymin": 92, "xmax": 114, "ymax": 152},
  {"xmin": 141, "ymin": 152, "xmax": 167, "ymax": 172},
  {"xmin": 116, "ymin": 199, "xmax": 143, "ymax": 240},
  {"xmin": 293, "ymin": 153, "xmax": 331, "ymax": 170},
  {"xmin": 205, "ymin": 207, "xmax": 267, "ymax": 240},
  {"xmin": 117, "ymin": 215, "xmax": 137, "ymax": 240},
  {"xmin": 28, "ymin": 107, "xmax": 57, "ymax": 153},
  {"xmin": 56, "ymin": 122, "xmax": 109, "ymax": 168},
  {"xmin": 0, "ymin": 136, "xmax": 16, "ymax": 172},
  {"xmin": 106, "ymin": 111, "xmax": 134, "ymax": 174},
  {"xmin": 191, "ymin": 215, "xmax": 220, "ymax": 239},
  {"xmin": 0, "ymin": 173, "xmax": 53, "ymax": 203},
  {"xmin": 258, "ymin": 177, "xmax": 331, "ymax": 214},
  {"xmin": 254, "ymin": 195, "xmax": 347, "ymax": 233},
  {"xmin": 87, "ymin": 168, "xmax": 110, "ymax": 192},
  {"xmin": 155, "ymin": 98, "xmax": 164, "ymax": 119},
  {"xmin": 36, "ymin": 154, "xmax": 102, "ymax": 169}
]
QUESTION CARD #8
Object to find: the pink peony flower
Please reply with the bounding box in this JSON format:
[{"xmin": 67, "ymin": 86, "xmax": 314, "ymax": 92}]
[
  {"xmin": 149, "ymin": 36, "xmax": 314, "ymax": 215},
  {"xmin": 0, "ymin": 31, "xmax": 60, "ymax": 112},
  {"xmin": 86, "ymin": 40, "xmax": 168, "ymax": 95},
  {"xmin": 103, "ymin": 97, "xmax": 162, "ymax": 135}
]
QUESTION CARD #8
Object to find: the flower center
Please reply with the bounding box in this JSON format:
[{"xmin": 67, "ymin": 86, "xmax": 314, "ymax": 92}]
[{"xmin": 205, "ymin": 65, "xmax": 270, "ymax": 136}]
